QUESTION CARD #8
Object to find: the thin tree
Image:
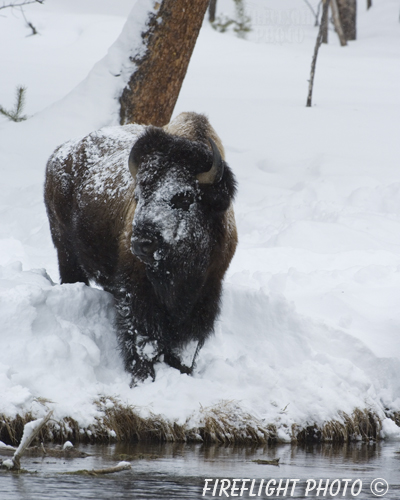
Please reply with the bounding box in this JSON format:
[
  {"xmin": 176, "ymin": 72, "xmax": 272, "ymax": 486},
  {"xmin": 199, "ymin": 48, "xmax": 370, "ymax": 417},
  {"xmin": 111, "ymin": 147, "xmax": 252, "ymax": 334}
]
[
  {"xmin": 331, "ymin": 0, "xmax": 347, "ymax": 46},
  {"xmin": 119, "ymin": 0, "xmax": 210, "ymax": 127},
  {"xmin": 209, "ymin": 0, "xmax": 217, "ymax": 23},
  {"xmin": 306, "ymin": 0, "xmax": 330, "ymax": 107},
  {"xmin": 321, "ymin": 0, "xmax": 329, "ymax": 43}
]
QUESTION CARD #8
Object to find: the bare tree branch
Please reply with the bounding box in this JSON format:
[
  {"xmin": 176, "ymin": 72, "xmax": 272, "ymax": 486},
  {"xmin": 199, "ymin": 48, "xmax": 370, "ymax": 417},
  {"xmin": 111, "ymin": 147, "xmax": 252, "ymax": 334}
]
[
  {"xmin": 19, "ymin": 4, "xmax": 38, "ymax": 35},
  {"xmin": 302, "ymin": 0, "xmax": 320, "ymax": 26},
  {"xmin": 0, "ymin": 0, "xmax": 43, "ymax": 11},
  {"xmin": 1, "ymin": 412, "xmax": 53, "ymax": 470},
  {"xmin": 63, "ymin": 463, "xmax": 132, "ymax": 476}
]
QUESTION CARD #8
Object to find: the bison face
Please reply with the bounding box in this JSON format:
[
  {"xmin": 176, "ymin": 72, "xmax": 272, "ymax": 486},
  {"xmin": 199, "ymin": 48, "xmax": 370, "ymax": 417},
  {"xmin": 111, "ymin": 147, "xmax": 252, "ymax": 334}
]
[
  {"xmin": 132, "ymin": 166, "xmax": 211, "ymax": 271},
  {"xmin": 128, "ymin": 127, "xmax": 233, "ymax": 316}
]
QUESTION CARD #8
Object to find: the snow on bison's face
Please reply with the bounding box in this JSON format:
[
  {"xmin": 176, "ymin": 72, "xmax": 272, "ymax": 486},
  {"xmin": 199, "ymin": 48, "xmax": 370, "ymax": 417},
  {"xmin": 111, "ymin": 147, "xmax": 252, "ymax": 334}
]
[{"xmin": 128, "ymin": 127, "xmax": 234, "ymax": 311}]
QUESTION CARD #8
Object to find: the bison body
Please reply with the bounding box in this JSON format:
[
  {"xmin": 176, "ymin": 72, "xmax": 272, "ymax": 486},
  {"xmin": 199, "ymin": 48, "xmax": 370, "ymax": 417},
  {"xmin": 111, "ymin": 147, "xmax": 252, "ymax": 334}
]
[{"xmin": 44, "ymin": 112, "xmax": 237, "ymax": 383}]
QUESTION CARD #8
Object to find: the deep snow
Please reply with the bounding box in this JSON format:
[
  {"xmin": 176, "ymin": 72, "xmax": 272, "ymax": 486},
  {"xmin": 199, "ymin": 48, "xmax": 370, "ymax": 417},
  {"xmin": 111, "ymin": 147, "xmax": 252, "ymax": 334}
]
[{"xmin": 0, "ymin": 0, "xmax": 399, "ymax": 441}]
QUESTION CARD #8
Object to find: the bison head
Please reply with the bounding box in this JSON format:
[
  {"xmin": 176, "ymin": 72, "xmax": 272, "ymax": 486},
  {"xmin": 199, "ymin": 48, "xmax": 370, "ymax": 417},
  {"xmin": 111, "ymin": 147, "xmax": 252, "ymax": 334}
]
[{"xmin": 127, "ymin": 127, "xmax": 236, "ymax": 319}]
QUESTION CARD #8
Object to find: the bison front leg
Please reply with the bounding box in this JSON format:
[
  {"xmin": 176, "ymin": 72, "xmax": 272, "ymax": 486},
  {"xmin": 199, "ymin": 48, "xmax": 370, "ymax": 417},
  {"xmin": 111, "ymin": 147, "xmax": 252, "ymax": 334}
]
[
  {"xmin": 114, "ymin": 292, "xmax": 162, "ymax": 385},
  {"xmin": 163, "ymin": 351, "xmax": 192, "ymax": 375},
  {"xmin": 163, "ymin": 339, "xmax": 204, "ymax": 375},
  {"xmin": 122, "ymin": 334, "xmax": 160, "ymax": 385}
]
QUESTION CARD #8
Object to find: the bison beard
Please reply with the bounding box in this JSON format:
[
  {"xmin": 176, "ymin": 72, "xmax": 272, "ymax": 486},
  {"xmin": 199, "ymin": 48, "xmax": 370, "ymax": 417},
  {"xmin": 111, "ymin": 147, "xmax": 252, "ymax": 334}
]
[{"xmin": 44, "ymin": 113, "xmax": 237, "ymax": 385}]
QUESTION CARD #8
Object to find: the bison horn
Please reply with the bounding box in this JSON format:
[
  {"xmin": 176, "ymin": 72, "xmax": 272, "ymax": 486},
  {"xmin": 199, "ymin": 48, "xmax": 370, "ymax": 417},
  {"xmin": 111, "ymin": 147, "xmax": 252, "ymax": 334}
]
[
  {"xmin": 128, "ymin": 147, "xmax": 139, "ymax": 179},
  {"xmin": 196, "ymin": 138, "xmax": 224, "ymax": 185}
]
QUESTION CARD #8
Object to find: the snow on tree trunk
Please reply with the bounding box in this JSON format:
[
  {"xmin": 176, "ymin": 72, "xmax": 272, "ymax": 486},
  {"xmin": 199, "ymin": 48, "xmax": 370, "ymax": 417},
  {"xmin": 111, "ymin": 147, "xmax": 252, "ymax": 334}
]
[
  {"xmin": 337, "ymin": 0, "xmax": 357, "ymax": 41},
  {"xmin": 119, "ymin": 0, "xmax": 210, "ymax": 127}
]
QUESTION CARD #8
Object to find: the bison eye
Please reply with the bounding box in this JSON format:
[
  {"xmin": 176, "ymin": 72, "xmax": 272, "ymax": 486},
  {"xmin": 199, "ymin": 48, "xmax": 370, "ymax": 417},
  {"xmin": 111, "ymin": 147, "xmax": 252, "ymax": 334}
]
[{"xmin": 170, "ymin": 192, "xmax": 195, "ymax": 211}]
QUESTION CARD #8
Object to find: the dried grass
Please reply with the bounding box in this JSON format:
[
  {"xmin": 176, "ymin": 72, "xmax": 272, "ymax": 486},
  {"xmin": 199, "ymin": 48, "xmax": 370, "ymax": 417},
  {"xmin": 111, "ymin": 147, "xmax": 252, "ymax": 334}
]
[
  {"xmin": 0, "ymin": 402, "xmax": 394, "ymax": 446},
  {"xmin": 195, "ymin": 400, "xmax": 276, "ymax": 445},
  {"xmin": 295, "ymin": 408, "xmax": 382, "ymax": 443},
  {"xmin": 0, "ymin": 413, "xmax": 34, "ymax": 446},
  {"xmin": 90, "ymin": 396, "xmax": 183, "ymax": 442}
]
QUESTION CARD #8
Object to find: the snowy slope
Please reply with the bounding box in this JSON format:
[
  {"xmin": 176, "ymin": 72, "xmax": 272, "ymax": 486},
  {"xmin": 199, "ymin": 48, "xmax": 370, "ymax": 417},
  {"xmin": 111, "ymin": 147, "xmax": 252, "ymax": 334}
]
[{"xmin": 0, "ymin": 0, "xmax": 399, "ymax": 441}]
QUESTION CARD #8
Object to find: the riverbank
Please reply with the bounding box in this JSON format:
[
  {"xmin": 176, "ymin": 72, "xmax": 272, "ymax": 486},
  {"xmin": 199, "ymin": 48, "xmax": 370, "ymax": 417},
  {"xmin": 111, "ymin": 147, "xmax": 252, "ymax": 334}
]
[{"xmin": 0, "ymin": 402, "xmax": 393, "ymax": 446}]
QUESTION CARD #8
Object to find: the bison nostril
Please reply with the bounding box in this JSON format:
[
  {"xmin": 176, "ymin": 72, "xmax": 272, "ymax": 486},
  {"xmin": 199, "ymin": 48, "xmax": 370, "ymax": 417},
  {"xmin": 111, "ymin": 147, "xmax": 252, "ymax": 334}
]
[
  {"xmin": 132, "ymin": 238, "xmax": 158, "ymax": 260},
  {"xmin": 141, "ymin": 240, "xmax": 158, "ymax": 255}
]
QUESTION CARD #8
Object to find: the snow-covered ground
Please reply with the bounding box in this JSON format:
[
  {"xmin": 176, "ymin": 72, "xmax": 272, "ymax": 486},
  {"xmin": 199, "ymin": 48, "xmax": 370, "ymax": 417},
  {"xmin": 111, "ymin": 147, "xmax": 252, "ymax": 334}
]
[{"xmin": 0, "ymin": 0, "xmax": 399, "ymax": 441}]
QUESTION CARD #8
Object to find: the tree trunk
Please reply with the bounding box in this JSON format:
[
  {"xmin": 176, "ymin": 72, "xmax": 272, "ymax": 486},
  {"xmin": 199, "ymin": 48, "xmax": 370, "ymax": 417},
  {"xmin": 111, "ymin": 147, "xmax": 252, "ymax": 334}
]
[
  {"xmin": 209, "ymin": 0, "xmax": 217, "ymax": 23},
  {"xmin": 331, "ymin": 0, "xmax": 347, "ymax": 46},
  {"xmin": 321, "ymin": 0, "xmax": 329, "ymax": 43},
  {"xmin": 337, "ymin": 0, "xmax": 356, "ymax": 40},
  {"xmin": 119, "ymin": 0, "xmax": 210, "ymax": 127}
]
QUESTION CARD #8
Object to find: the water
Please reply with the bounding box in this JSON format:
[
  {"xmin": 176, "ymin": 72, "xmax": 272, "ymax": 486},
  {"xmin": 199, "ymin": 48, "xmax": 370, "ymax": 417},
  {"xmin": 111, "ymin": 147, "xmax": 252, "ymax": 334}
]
[{"xmin": 1, "ymin": 441, "xmax": 400, "ymax": 499}]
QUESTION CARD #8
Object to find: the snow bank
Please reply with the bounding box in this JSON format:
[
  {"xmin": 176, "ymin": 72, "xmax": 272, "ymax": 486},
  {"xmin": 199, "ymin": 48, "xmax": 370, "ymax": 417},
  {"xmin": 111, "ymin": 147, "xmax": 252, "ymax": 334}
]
[
  {"xmin": 0, "ymin": 0, "xmax": 399, "ymax": 442},
  {"xmin": 0, "ymin": 261, "xmax": 398, "ymax": 441},
  {"xmin": 0, "ymin": 262, "xmax": 127, "ymax": 427}
]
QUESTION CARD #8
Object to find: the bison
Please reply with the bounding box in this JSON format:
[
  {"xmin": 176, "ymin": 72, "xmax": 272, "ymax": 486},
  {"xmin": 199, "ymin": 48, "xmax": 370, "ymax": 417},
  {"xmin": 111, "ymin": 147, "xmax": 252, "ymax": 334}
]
[{"xmin": 44, "ymin": 112, "xmax": 237, "ymax": 384}]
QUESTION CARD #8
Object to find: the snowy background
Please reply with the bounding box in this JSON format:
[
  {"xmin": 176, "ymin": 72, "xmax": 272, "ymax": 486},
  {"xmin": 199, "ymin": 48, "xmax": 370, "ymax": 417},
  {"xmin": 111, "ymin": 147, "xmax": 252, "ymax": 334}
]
[{"xmin": 0, "ymin": 0, "xmax": 399, "ymax": 441}]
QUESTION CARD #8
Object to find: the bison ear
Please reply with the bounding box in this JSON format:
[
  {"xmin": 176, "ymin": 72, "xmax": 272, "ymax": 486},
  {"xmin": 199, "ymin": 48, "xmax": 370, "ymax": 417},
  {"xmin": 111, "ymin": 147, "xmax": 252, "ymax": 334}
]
[
  {"xmin": 196, "ymin": 138, "xmax": 224, "ymax": 185},
  {"xmin": 128, "ymin": 145, "xmax": 140, "ymax": 179}
]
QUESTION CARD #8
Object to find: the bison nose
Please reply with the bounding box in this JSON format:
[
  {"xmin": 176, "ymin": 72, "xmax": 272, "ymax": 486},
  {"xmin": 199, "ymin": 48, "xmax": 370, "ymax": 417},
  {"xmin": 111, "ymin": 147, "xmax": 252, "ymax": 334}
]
[{"xmin": 132, "ymin": 238, "xmax": 159, "ymax": 262}]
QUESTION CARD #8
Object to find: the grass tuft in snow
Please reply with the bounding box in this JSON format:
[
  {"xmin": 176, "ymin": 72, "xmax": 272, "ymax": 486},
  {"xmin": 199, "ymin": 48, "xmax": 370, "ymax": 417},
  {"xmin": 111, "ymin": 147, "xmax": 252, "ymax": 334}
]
[
  {"xmin": 197, "ymin": 401, "xmax": 276, "ymax": 445},
  {"xmin": 91, "ymin": 397, "xmax": 184, "ymax": 443},
  {"xmin": 295, "ymin": 409, "xmax": 381, "ymax": 443}
]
